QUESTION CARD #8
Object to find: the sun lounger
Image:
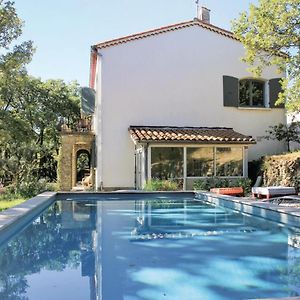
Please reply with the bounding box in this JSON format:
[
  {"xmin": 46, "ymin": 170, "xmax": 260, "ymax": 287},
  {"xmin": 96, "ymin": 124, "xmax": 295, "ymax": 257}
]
[{"xmin": 252, "ymin": 186, "xmax": 296, "ymax": 199}]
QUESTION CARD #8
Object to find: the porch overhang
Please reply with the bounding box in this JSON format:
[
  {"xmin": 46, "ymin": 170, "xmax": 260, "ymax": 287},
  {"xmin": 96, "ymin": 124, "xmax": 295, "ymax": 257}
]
[{"xmin": 129, "ymin": 126, "xmax": 256, "ymax": 145}]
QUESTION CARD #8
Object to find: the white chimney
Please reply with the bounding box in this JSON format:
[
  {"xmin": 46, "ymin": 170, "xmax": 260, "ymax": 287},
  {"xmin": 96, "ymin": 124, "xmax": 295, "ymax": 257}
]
[{"xmin": 197, "ymin": 6, "xmax": 210, "ymax": 24}]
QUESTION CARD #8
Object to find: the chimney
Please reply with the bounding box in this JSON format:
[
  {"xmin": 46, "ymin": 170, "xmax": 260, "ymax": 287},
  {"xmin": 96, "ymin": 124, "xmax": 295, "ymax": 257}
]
[{"xmin": 197, "ymin": 6, "xmax": 210, "ymax": 24}]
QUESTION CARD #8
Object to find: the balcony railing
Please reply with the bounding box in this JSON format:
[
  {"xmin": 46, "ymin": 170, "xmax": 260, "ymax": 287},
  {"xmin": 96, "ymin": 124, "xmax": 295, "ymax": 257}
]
[{"xmin": 60, "ymin": 118, "xmax": 92, "ymax": 133}]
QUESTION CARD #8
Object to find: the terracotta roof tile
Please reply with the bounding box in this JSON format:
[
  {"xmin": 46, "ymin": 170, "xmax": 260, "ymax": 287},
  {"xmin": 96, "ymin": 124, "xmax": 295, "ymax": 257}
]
[
  {"xmin": 129, "ymin": 126, "xmax": 256, "ymax": 144},
  {"xmin": 93, "ymin": 19, "xmax": 237, "ymax": 50}
]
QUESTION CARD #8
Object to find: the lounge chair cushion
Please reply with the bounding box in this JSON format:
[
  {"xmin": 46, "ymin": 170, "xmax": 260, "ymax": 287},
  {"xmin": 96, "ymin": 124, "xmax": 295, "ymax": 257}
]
[{"xmin": 252, "ymin": 186, "xmax": 296, "ymax": 197}]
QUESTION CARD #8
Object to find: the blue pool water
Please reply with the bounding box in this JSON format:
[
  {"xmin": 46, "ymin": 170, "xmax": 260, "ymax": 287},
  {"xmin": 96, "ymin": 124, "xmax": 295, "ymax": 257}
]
[{"xmin": 1, "ymin": 196, "xmax": 300, "ymax": 299}]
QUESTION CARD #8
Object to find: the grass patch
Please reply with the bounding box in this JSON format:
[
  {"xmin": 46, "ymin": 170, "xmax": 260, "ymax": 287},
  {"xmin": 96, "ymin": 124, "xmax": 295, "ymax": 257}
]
[{"xmin": 0, "ymin": 196, "xmax": 26, "ymax": 212}]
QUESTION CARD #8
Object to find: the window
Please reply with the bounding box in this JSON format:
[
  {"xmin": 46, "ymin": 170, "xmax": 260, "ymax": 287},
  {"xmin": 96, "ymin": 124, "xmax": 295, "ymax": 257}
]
[
  {"xmin": 151, "ymin": 147, "xmax": 183, "ymax": 180},
  {"xmin": 187, "ymin": 147, "xmax": 214, "ymax": 177},
  {"xmin": 239, "ymin": 79, "xmax": 265, "ymax": 107},
  {"xmin": 216, "ymin": 147, "xmax": 243, "ymax": 177},
  {"xmin": 223, "ymin": 76, "xmax": 284, "ymax": 108}
]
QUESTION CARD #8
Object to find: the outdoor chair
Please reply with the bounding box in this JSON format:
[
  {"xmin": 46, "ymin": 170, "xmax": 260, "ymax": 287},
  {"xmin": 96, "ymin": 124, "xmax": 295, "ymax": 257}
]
[
  {"xmin": 252, "ymin": 186, "xmax": 296, "ymax": 199},
  {"xmin": 253, "ymin": 176, "xmax": 262, "ymax": 188}
]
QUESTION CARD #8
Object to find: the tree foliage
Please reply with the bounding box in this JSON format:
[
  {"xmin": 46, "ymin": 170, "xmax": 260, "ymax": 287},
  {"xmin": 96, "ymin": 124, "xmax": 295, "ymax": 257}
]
[
  {"xmin": 265, "ymin": 122, "xmax": 300, "ymax": 152},
  {"xmin": 232, "ymin": 0, "xmax": 300, "ymax": 111},
  {"xmin": 0, "ymin": 1, "xmax": 81, "ymax": 195},
  {"xmin": 0, "ymin": 76, "xmax": 81, "ymax": 191},
  {"xmin": 0, "ymin": 0, "xmax": 34, "ymax": 75}
]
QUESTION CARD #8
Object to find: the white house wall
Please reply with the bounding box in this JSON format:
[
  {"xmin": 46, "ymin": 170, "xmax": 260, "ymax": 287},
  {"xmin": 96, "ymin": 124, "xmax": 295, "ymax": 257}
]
[{"xmin": 95, "ymin": 25, "xmax": 286, "ymax": 189}]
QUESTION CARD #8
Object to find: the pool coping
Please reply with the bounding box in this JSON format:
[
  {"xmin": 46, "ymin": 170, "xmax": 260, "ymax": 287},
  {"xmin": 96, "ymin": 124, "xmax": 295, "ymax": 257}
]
[
  {"xmin": 0, "ymin": 192, "xmax": 57, "ymax": 244},
  {"xmin": 195, "ymin": 191, "xmax": 300, "ymax": 228}
]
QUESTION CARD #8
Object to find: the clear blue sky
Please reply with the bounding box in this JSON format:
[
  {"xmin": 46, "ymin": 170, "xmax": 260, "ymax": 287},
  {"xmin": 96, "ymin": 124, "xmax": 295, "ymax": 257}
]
[{"xmin": 13, "ymin": 0, "xmax": 258, "ymax": 86}]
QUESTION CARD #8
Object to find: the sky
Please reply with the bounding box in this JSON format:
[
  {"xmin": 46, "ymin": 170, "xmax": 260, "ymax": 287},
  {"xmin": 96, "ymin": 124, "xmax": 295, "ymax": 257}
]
[{"xmin": 13, "ymin": 0, "xmax": 258, "ymax": 86}]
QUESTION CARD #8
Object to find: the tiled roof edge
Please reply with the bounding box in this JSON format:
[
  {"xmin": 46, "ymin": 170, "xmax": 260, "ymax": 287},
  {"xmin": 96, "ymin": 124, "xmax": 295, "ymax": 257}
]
[
  {"xmin": 93, "ymin": 19, "xmax": 237, "ymax": 50},
  {"xmin": 129, "ymin": 126, "xmax": 256, "ymax": 144},
  {"xmin": 129, "ymin": 125, "xmax": 233, "ymax": 130}
]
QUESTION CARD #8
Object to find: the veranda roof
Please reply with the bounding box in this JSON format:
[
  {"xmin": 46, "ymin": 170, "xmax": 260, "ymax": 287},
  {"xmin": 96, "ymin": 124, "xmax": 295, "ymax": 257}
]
[{"xmin": 129, "ymin": 126, "xmax": 256, "ymax": 144}]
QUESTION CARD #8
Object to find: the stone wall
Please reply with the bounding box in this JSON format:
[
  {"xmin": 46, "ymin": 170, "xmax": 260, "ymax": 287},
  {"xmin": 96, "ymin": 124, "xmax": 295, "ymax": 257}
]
[
  {"xmin": 58, "ymin": 132, "xmax": 95, "ymax": 191},
  {"xmin": 262, "ymin": 151, "xmax": 300, "ymax": 191}
]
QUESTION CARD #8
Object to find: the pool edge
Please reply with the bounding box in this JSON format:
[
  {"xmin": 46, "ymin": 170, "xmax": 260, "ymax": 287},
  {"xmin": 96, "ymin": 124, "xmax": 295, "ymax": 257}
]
[
  {"xmin": 196, "ymin": 192, "xmax": 300, "ymax": 228},
  {"xmin": 0, "ymin": 192, "xmax": 57, "ymax": 244}
]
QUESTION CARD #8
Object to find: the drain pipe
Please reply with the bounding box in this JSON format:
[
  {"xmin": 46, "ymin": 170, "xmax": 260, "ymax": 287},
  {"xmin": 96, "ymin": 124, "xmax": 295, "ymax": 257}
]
[{"xmin": 134, "ymin": 145, "xmax": 137, "ymax": 190}]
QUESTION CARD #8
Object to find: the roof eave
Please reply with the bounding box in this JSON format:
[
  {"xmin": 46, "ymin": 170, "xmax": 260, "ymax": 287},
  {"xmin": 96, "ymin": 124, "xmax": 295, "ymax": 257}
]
[
  {"xmin": 131, "ymin": 139, "xmax": 256, "ymax": 145},
  {"xmin": 92, "ymin": 19, "xmax": 237, "ymax": 50}
]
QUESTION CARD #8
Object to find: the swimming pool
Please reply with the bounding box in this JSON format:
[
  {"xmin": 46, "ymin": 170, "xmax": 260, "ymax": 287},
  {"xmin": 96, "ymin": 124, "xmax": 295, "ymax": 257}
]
[{"xmin": 1, "ymin": 193, "xmax": 300, "ymax": 299}]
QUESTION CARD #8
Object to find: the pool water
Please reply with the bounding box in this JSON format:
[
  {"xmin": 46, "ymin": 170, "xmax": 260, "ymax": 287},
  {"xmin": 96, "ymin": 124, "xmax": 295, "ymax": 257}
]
[{"xmin": 1, "ymin": 196, "xmax": 300, "ymax": 300}]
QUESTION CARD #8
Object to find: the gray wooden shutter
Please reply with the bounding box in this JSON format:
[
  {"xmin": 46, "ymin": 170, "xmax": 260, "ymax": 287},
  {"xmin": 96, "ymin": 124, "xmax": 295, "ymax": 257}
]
[
  {"xmin": 269, "ymin": 78, "xmax": 284, "ymax": 108},
  {"xmin": 223, "ymin": 76, "xmax": 239, "ymax": 107},
  {"xmin": 81, "ymin": 87, "xmax": 96, "ymax": 114}
]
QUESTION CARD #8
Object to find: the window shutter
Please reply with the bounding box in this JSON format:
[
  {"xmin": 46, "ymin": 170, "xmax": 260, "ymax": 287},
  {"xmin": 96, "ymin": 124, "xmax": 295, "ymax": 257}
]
[
  {"xmin": 269, "ymin": 78, "xmax": 284, "ymax": 108},
  {"xmin": 223, "ymin": 76, "xmax": 239, "ymax": 107}
]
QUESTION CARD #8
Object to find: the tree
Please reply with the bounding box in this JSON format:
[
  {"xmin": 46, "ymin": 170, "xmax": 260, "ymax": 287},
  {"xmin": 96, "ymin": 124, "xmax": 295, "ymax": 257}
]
[
  {"xmin": 0, "ymin": 1, "xmax": 34, "ymax": 190},
  {"xmin": 0, "ymin": 0, "xmax": 34, "ymax": 87},
  {"xmin": 232, "ymin": 0, "xmax": 300, "ymax": 111},
  {"xmin": 0, "ymin": 1, "xmax": 81, "ymax": 194},
  {"xmin": 0, "ymin": 75, "xmax": 81, "ymax": 191},
  {"xmin": 265, "ymin": 122, "xmax": 300, "ymax": 152}
]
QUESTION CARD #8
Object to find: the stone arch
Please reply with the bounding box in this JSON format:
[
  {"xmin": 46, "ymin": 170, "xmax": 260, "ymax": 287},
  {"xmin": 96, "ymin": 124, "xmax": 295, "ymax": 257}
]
[
  {"xmin": 75, "ymin": 149, "xmax": 91, "ymax": 182},
  {"xmin": 58, "ymin": 132, "xmax": 95, "ymax": 190},
  {"xmin": 72, "ymin": 144, "xmax": 91, "ymax": 187}
]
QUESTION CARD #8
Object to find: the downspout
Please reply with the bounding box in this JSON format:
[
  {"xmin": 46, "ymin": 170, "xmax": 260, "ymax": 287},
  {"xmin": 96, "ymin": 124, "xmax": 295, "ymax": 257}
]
[
  {"xmin": 134, "ymin": 145, "xmax": 137, "ymax": 190},
  {"xmin": 89, "ymin": 47, "xmax": 98, "ymax": 89},
  {"xmin": 243, "ymin": 146, "xmax": 249, "ymax": 178}
]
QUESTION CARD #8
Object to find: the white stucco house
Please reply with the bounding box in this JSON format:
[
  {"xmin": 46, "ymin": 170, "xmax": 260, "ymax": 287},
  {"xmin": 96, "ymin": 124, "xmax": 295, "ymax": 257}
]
[{"xmin": 89, "ymin": 8, "xmax": 286, "ymax": 191}]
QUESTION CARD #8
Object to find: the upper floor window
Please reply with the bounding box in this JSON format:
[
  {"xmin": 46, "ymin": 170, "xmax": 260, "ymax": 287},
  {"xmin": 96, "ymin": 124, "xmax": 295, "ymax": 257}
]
[
  {"xmin": 223, "ymin": 76, "xmax": 284, "ymax": 109},
  {"xmin": 239, "ymin": 79, "xmax": 265, "ymax": 107}
]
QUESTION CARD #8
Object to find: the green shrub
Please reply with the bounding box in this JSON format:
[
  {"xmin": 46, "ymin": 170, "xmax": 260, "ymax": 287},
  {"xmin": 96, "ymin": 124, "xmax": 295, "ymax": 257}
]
[
  {"xmin": 4, "ymin": 178, "xmax": 58, "ymax": 199},
  {"xmin": 45, "ymin": 182, "xmax": 59, "ymax": 192},
  {"xmin": 17, "ymin": 178, "xmax": 47, "ymax": 198},
  {"xmin": 193, "ymin": 179, "xmax": 211, "ymax": 191},
  {"xmin": 144, "ymin": 179, "xmax": 181, "ymax": 191},
  {"xmin": 235, "ymin": 177, "xmax": 252, "ymax": 194}
]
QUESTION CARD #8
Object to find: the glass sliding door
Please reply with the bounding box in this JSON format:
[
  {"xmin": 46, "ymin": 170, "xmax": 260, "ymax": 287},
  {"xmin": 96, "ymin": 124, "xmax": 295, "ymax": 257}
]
[
  {"xmin": 186, "ymin": 147, "xmax": 214, "ymax": 177},
  {"xmin": 148, "ymin": 145, "xmax": 245, "ymax": 190},
  {"xmin": 216, "ymin": 147, "xmax": 243, "ymax": 176},
  {"xmin": 151, "ymin": 147, "xmax": 183, "ymax": 180}
]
